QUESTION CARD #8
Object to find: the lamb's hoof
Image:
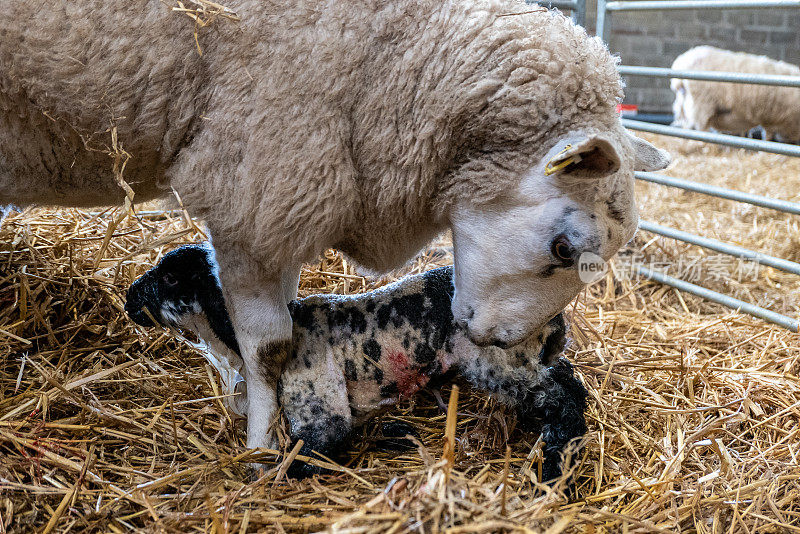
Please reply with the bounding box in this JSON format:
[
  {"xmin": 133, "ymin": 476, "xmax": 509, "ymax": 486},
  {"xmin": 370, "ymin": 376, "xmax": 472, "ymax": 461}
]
[
  {"xmin": 540, "ymin": 460, "xmax": 563, "ymax": 486},
  {"xmin": 285, "ymin": 460, "xmax": 326, "ymax": 480},
  {"xmin": 374, "ymin": 421, "xmax": 418, "ymax": 452},
  {"xmin": 538, "ymin": 457, "xmax": 581, "ymax": 499}
]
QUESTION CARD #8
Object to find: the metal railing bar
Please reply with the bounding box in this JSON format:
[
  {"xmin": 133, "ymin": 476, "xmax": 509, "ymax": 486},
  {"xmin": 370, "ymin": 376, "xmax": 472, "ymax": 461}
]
[
  {"xmin": 573, "ymin": 0, "xmax": 587, "ymax": 24},
  {"xmin": 572, "ymin": 0, "xmax": 586, "ymax": 26},
  {"xmin": 527, "ymin": 0, "xmax": 587, "ymax": 25},
  {"xmin": 638, "ymin": 220, "xmax": 800, "ymax": 276},
  {"xmin": 622, "ymin": 119, "xmax": 800, "ymax": 158},
  {"xmin": 529, "ymin": 0, "xmax": 580, "ymax": 8},
  {"xmin": 636, "ymin": 172, "xmax": 800, "ymax": 215},
  {"xmin": 618, "ymin": 66, "xmax": 800, "ymax": 87},
  {"xmin": 636, "ymin": 266, "xmax": 800, "ymax": 332},
  {"xmin": 597, "ymin": 0, "xmax": 611, "ymax": 40},
  {"xmin": 606, "ymin": 0, "xmax": 800, "ymax": 10}
]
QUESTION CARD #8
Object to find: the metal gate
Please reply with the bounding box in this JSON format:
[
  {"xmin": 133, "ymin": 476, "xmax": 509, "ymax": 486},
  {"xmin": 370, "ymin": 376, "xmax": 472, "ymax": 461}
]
[
  {"xmin": 533, "ymin": 0, "xmax": 588, "ymax": 26},
  {"xmin": 595, "ymin": 0, "xmax": 800, "ymax": 332}
]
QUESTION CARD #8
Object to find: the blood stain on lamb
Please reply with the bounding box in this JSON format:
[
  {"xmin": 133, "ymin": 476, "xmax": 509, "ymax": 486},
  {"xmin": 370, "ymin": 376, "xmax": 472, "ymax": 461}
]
[{"xmin": 386, "ymin": 350, "xmax": 430, "ymax": 397}]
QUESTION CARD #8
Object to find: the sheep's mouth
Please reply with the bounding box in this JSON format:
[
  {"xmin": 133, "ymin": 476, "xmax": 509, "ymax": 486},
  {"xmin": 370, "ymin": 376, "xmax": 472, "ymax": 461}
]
[{"xmin": 127, "ymin": 306, "xmax": 201, "ymax": 346}]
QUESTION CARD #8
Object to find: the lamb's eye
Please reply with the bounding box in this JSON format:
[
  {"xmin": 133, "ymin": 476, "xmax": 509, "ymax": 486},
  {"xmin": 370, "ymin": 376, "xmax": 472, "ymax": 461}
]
[
  {"xmin": 550, "ymin": 235, "xmax": 574, "ymax": 263},
  {"xmin": 162, "ymin": 273, "xmax": 179, "ymax": 288}
]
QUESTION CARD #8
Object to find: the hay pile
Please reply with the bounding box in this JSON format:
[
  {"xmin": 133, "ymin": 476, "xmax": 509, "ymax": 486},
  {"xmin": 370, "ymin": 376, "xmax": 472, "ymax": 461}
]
[{"xmin": 1, "ymin": 134, "xmax": 799, "ymax": 532}]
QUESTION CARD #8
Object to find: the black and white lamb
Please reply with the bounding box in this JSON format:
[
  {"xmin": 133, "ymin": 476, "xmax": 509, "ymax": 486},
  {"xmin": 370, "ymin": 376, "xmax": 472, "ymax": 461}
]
[{"xmin": 125, "ymin": 244, "xmax": 588, "ymax": 481}]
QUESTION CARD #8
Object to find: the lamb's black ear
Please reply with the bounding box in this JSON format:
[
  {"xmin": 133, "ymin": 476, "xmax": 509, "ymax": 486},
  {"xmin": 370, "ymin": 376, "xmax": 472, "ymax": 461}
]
[
  {"xmin": 538, "ymin": 313, "xmax": 567, "ymax": 367},
  {"xmin": 201, "ymin": 294, "xmax": 242, "ymax": 356},
  {"xmin": 193, "ymin": 269, "xmax": 241, "ymax": 356}
]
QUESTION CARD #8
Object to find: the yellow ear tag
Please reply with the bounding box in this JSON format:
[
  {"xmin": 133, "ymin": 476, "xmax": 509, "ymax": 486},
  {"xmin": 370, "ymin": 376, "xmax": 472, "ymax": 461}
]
[{"xmin": 544, "ymin": 144, "xmax": 582, "ymax": 176}]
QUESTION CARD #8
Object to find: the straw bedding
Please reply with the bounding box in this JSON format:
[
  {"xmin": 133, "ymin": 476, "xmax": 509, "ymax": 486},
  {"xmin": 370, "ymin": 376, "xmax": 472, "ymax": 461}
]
[{"xmin": 1, "ymin": 133, "xmax": 799, "ymax": 533}]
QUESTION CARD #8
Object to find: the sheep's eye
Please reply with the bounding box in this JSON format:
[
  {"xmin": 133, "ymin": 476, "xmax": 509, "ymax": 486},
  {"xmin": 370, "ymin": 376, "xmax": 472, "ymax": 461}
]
[
  {"xmin": 162, "ymin": 273, "xmax": 179, "ymax": 288},
  {"xmin": 550, "ymin": 235, "xmax": 574, "ymax": 263}
]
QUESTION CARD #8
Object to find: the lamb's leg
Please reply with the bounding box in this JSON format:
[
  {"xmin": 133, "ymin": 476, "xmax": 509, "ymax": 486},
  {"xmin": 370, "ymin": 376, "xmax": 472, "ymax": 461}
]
[
  {"xmin": 214, "ymin": 245, "xmax": 301, "ymax": 451},
  {"xmin": 459, "ymin": 358, "xmax": 587, "ymax": 482},
  {"xmin": 431, "ymin": 387, "xmax": 448, "ymax": 413},
  {"xmin": 516, "ymin": 358, "xmax": 588, "ymax": 483},
  {"xmin": 374, "ymin": 420, "xmax": 418, "ymax": 451}
]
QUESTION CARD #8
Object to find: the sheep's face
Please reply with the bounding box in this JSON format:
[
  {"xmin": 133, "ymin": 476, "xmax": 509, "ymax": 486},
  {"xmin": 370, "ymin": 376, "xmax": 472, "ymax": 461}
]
[
  {"xmin": 450, "ymin": 130, "xmax": 670, "ymax": 348},
  {"xmin": 125, "ymin": 244, "xmax": 241, "ymax": 355}
]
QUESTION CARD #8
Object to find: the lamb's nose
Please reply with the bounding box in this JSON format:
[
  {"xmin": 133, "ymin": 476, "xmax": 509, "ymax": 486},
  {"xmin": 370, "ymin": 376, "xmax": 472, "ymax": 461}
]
[
  {"xmin": 125, "ymin": 298, "xmax": 156, "ymax": 327},
  {"xmin": 124, "ymin": 294, "xmax": 136, "ymax": 316}
]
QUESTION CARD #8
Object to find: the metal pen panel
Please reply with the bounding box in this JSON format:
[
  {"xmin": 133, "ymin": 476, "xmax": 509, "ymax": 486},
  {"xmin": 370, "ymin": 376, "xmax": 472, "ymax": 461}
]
[
  {"xmin": 638, "ymin": 220, "xmax": 800, "ymax": 276},
  {"xmin": 573, "ymin": 0, "xmax": 587, "ymax": 26},
  {"xmin": 596, "ymin": 0, "xmax": 610, "ymax": 42},
  {"xmin": 533, "ymin": 0, "xmax": 578, "ymax": 9},
  {"xmin": 622, "ymin": 119, "xmax": 800, "ymax": 158},
  {"xmin": 598, "ymin": 0, "xmax": 800, "ymax": 331},
  {"xmin": 637, "ymin": 267, "xmax": 800, "ymax": 332},
  {"xmin": 618, "ymin": 66, "xmax": 800, "ymax": 87},
  {"xmin": 635, "ymin": 172, "xmax": 800, "ymax": 215},
  {"xmin": 606, "ymin": 0, "xmax": 800, "ymax": 10},
  {"xmin": 526, "ymin": 0, "xmax": 586, "ymax": 25}
]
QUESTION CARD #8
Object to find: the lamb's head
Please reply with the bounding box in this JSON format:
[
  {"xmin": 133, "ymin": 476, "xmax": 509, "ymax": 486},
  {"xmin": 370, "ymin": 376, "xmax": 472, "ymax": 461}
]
[
  {"xmin": 125, "ymin": 244, "xmax": 241, "ymax": 356},
  {"xmin": 450, "ymin": 127, "xmax": 670, "ymax": 348}
]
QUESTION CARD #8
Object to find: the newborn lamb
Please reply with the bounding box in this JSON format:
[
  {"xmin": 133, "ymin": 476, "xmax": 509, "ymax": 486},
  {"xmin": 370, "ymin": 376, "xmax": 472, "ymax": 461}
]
[{"xmin": 126, "ymin": 244, "xmax": 588, "ymax": 481}]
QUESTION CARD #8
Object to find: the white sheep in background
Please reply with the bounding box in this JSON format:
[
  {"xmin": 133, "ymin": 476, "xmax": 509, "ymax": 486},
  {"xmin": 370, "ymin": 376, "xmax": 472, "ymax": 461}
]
[
  {"xmin": 126, "ymin": 245, "xmax": 587, "ymax": 482},
  {"xmin": 0, "ymin": 0, "xmax": 669, "ymax": 451},
  {"xmin": 671, "ymin": 46, "xmax": 800, "ymax": 142}
]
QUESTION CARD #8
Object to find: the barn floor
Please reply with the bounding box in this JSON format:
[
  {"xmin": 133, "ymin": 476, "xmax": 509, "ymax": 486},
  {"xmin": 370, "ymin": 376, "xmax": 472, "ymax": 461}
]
[{"xmin": 1, "ymin": 133, "xmax": 799, "ymax": 533}]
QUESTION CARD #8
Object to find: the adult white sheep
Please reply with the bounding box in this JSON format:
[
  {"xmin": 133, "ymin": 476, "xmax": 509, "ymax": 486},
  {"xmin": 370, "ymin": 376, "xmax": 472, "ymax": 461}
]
[
  {"xmin": 0, "ymin": 0, "xmax": 670, "ymax": 452},
  {"xmin": 671, "ymin": 46, "xmax": 800, "ymax": 142}
]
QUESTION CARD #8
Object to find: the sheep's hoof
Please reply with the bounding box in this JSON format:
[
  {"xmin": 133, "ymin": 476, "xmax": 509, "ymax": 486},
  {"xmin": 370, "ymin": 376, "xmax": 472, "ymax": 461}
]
[{"xmin": 247, "ymin": 463, "xmax": 271, "ymax": 482}]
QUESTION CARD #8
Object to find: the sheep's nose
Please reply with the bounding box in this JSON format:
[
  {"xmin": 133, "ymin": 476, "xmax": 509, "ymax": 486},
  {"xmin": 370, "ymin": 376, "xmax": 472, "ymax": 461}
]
[{"xmin": 465, "ymin": 325, "xmax": 498, "ymax": 347}]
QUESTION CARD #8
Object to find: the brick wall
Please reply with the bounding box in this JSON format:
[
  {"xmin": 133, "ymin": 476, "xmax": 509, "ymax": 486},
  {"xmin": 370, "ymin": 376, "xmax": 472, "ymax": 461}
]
[{"xmin": 574, "ymin": 2, "xmax": 800, "ymax": 113}]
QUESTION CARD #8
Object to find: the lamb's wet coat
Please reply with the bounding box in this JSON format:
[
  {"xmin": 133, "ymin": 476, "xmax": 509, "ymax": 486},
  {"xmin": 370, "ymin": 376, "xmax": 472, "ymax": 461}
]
[
  {"xmin": 273, "ymin": 266, "xmax": 584, "ymax": 480},
  {"xmin": 284, "ymin": 267, "xmax": 457, "ymax": 423},
  {"xmin": 126, "ymin": 248, "xmax": 587, "ymax": 482}
]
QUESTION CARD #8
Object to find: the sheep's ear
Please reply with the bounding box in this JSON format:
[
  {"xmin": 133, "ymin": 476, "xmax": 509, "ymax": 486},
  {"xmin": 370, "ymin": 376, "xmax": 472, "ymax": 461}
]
[
  {"xmin": 628, "ymin": 133, "xmax": 671, "ymax": 171},
  {"xmin": 545, "ymin": 135, "xmax": 621, "ymax": 178}
]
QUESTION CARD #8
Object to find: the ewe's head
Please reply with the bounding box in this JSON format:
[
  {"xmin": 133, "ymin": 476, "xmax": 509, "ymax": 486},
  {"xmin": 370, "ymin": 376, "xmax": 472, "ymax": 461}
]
[
  {"xmin": 449, "ymin": 126, "xmax": 670, "ymax": 348},
  {"xmin": 435, "ymin": 13, "xmax": 671, "ymax": 347},
  {"xmin": 429, "ymin": 9, "xmax": 673, "ymax": 347},
  {"xmin": 125, "ymin": 244, "xmax": 241, "ymax": 355}
]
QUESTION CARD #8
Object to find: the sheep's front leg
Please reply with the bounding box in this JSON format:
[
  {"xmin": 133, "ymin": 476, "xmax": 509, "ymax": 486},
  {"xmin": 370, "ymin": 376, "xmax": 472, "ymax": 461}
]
[{"xmin": 214, "ymin": 245, "xmax": 301, "ymax": 451}]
